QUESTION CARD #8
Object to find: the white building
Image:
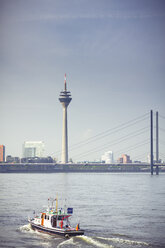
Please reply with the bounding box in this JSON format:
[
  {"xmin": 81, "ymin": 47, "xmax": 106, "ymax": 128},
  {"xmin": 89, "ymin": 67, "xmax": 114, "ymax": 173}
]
[
  {"xmin": 23, "ymin": 141, "xmax": 44, "ymax": 158},
  {"xmin": 101, "ymin": 151, "xmax": 114, "ymax": 164},
  {"xmin": 147, "ymin": 154, "xmax": 154, "ymax": 163}
]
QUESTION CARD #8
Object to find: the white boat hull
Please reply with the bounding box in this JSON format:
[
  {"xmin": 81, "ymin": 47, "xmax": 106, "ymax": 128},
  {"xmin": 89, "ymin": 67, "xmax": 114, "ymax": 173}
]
[{"xmin": 29, "ymin": 221, "xmax": 84, "ymax": 238}]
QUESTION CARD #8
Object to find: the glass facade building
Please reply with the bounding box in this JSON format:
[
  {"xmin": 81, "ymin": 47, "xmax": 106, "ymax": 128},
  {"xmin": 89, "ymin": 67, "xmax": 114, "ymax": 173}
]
[{"xmin": 23, "ymin": 141, "xmax": 44, "ymax": 158}]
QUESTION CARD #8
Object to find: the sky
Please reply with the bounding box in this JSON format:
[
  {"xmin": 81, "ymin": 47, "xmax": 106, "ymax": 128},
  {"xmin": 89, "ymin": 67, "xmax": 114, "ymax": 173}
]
[{"xmin": 0, "ymin": 0, "xmax": 165, "ymax": 162}]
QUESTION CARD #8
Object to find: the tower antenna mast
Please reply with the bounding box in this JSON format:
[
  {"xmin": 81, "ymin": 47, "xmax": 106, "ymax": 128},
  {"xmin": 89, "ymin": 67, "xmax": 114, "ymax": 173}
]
[{"xmin": 64, "ymin": 73, "xmax": 67, "ymax": 91}]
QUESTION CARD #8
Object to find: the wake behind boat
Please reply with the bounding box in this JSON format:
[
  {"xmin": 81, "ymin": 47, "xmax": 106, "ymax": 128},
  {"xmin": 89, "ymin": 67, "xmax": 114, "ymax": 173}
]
[{"xmin": 28, "ymin": 197, "xmax": 84, "ymax": 238}]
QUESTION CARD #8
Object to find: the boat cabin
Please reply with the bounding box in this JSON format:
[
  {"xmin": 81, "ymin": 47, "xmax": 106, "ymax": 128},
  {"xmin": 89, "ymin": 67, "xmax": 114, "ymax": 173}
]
[{"xmin": 34, "ymin": 211, "xmax": 71, "ymax": 229}]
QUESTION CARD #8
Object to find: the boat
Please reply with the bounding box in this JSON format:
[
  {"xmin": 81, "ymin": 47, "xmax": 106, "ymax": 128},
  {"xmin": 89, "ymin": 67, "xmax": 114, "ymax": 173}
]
[{"xmin": 28, "ymin": 197, "xmax": 84, "ymax": 238}]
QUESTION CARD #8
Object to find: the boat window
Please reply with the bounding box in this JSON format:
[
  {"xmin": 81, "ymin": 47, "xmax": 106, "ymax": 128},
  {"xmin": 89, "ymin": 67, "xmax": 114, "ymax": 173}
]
[
  {"xmin": 58, "ymin": 216, "xmax": 64, "ymax": 220},
  {"xmin": 45, "ymin": 215, "xmax": 46, "ymax": 219},
  {"xmin": 51, "ymin": 216, "xmax": 57, "ymax": 227}
]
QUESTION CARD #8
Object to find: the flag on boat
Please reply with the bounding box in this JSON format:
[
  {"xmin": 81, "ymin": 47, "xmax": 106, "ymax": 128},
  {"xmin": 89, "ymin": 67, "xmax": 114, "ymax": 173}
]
[{"xmin": 67, "ymin": 208, "xmax": 73, "ymax": 214}]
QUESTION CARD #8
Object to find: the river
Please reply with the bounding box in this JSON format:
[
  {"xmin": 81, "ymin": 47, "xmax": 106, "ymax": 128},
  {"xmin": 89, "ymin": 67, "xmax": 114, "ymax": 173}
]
[{"xmin": 0, "ymin": 173, "xmax": 165, "ymax": 248}]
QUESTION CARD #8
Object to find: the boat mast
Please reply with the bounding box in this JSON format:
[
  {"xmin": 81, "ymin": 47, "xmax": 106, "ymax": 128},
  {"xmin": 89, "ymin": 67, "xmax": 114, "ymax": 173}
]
[{"xmin": 56, "ymin": 196, "xmax": 58, "ymax": 213}]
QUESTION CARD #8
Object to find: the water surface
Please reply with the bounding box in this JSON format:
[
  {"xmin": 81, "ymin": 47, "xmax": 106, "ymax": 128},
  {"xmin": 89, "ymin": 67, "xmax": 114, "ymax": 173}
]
[{"xmin": 0, "ymin": 173, "xmax": 165, "ymax": 248}]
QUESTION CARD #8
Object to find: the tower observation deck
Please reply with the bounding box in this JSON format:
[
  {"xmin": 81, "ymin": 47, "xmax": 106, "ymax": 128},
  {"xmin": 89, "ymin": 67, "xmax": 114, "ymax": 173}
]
[{"xmin": 59, "ymin": 74, "xmax": 72, "ymax": 163}]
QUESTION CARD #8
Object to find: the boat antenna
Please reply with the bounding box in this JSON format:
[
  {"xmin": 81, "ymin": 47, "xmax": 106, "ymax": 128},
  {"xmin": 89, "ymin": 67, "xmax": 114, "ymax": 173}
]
[
  {"xmin": 64, "ymin": 198, "xmax": 67, "ymax": 214},
  {"xmin": 48, "ymin": 198, "xmax": 50, "ymax": 212}
]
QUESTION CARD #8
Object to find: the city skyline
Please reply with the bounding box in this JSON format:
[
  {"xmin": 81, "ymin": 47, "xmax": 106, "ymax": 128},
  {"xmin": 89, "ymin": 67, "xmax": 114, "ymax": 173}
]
[
  {"xmin": 0, "ymin": 0, "xmax": 165, "ymax": 162},
  {"xmin": 0, "ymin": 130, "xmax": 163, "ymax": 163},
  {"xmin": 0, "ymin": 140, "xmax": 156, "ymax": 164}
]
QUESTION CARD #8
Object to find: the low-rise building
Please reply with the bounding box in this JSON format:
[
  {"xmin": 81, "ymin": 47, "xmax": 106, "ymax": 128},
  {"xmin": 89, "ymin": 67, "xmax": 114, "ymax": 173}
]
[
  {"xmin": 21, "ymin": 156, "xmax": 54, "ymax": 163},
  {"xmin": 6, "ymin": 155, "xmax": 20, "ymax": 163}
]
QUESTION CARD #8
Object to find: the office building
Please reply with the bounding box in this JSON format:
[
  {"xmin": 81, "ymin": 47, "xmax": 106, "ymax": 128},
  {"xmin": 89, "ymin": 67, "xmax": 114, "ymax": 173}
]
[
  {"xmin": 0, "ymin": 145, "xmax": 5, "ymax": 162},
  {"xmin": 101, "ymin": 151, "xmax": 114, "ymax": 163},
  {"xmin": 117, "ymin": 154, "xmax": 132, "ymax": 163},
  {"xmin": 23, "ymin": 141, "xmax": 44, "ymax": 158}
]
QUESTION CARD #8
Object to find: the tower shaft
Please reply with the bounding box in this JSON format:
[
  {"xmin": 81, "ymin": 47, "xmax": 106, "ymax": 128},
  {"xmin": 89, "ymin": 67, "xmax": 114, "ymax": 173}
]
[{"xmin": 61, "ymin": 106, "xmax": 68, "ymax": 163}]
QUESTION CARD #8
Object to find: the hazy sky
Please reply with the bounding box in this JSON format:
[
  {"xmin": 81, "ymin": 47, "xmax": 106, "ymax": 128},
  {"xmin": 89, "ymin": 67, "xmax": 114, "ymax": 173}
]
[{"xmin": 0, "ymin": 0, "xmax": 165, "ymax": 162}]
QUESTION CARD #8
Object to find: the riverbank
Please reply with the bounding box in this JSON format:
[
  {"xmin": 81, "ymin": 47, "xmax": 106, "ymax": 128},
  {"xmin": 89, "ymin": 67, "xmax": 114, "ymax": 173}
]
[{"xmin": 0, "ymin": 162, "xmax": 164, "ymax": 173}]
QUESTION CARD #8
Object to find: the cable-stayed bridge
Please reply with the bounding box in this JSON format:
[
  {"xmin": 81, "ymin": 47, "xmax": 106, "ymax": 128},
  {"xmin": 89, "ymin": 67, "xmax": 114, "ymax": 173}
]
[{"xmin": 53, "ymin": 110, "xmax": 165, "ymax": 173}]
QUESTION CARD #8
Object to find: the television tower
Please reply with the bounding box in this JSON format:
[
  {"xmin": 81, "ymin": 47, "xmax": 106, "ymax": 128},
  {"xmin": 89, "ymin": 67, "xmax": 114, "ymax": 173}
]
[{"xmin": 59, "ymin": 74, "xmax": 72, "ymax": 163}]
